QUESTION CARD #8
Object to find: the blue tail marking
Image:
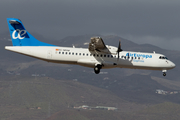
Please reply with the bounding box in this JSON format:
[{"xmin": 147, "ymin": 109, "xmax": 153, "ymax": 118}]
[{"xmin": 7, "ymin": 18, "xmax": 55, "ymax": 46}]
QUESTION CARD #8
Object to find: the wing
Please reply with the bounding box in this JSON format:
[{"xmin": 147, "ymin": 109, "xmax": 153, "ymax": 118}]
[{"xmin": 88, "ymin": 37, "xmax": 110, "ymax": 53}]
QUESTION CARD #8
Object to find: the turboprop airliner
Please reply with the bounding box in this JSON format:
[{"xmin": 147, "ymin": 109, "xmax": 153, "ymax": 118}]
[{"xmin": 5, "ymin": 18, "xmax": 175, "ymax": 76}]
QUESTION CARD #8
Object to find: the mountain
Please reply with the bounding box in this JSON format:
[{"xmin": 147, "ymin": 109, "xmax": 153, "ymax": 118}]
[{"xmin": 1, "ymin": 32, "xmax": 180, "ymax": 119}]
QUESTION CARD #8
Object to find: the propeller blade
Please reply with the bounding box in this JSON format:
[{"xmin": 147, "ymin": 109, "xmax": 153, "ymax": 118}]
[
  {"xmin": 117, "ymin": 40, "xmax": 123, "ymax": 60},
  {"xmin": 118, "ymin": 52, "xmax": 120, "ymax": 59},
  {"xmin": 117, "ymin": 40, "xmax": 123, "ymax": 52}
]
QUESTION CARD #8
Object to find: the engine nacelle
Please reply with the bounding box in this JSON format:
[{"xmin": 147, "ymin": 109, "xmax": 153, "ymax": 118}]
[{"xmin": 106, "ymin": 45, "xmax": 118, "ymax": 54}]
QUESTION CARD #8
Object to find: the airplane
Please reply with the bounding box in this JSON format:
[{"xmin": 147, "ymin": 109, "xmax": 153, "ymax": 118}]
[{"xmin": 5, "ymin": 18, "xmax": 175, "ymax": 76}]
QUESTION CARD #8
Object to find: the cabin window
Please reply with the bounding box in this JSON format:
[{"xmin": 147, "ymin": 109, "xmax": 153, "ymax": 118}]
[
  {"xmin": 104, "ymin": 55, "xmax": 106, "ymax": 57},
  {"xmin": 72, "ymin": 53, "xmax": 74, "ymax": 55},
  {"xmin": 132, "ymin": 57, "xmax": 133, "ymax": 59},
  {"xmin": 76, "ymin": 53, "xmax": 78, "ymax": 55},
  {"xmin": 62, "ymin": 52, "xmax": 64, "ymax": 54},
  {"xmin": 93, "ymin": 54, "xmax": 96, "ymax": 56},
  {"xmin": 124, "ymin": 56, "xmax": 126, "ymax": 59},
  {"xmin": 66, "ymin": 52, "xmax": 68, "ymax": 54},
  {"xmin": 101, "ymin": 54, "xmax": 103, "ymax": 57},
  {"xmin": 86, "ymin": 54, "xmax": 88, "ymax": 56},
  {"xmin": 83, "ymin": 53, "xmax": 85, "ymax": 56},
  {"xmin": 138, "ymin": 57, "xmax": 140, "ymax": 59},
  {"xmin": 69, "ymin": 52, "xmax": 71, "ymax": 55},
  {"xmin": 97, "ymin": 54, "xmax": 99, "ymax": 57},
  {"xmin": 59, "ymin": 52, "xmax": 61, "ymax": 54},
  {"xmin": 107, "ymin": 55, "xmax": 110, "ymax": 57},
  {"xmin": 90, "ymin": 54, "xmax": 92, "ymax": 56},
  {"xmin": 111, "ymin": 55, "xmax": 113, "ymax": 58},
  {"xmin": 121, "ymin": 56, "xmax": 124, "ymax": 58},
  {"xmin": 79, "ymin": 53, "xmax": 81, "ymax": 55}
]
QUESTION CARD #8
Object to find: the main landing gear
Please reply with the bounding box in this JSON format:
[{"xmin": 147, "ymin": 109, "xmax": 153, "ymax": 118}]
[
  {"xmin": 94, "ymin": 64, "xmax": 102, "ymax": 74},
  {"xmin": 162, "ymin": 70, "xmax": 167, "ymax": 76}
]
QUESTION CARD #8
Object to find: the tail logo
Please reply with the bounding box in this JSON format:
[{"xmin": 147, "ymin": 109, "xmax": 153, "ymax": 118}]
[{"xmin": 12, "ymin": 29, "xmax": 27, "ymax": 40}]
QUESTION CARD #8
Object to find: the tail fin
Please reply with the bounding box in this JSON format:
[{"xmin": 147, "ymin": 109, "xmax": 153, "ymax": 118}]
[{"xmin": 7, "ymin": 18, "xmax": 55, "ymax": 46}]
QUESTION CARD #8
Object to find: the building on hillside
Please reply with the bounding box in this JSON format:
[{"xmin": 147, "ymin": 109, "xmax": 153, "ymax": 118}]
[{"xmin": 94, "ymin": 106, "xmax": 117, "ymax": 111}]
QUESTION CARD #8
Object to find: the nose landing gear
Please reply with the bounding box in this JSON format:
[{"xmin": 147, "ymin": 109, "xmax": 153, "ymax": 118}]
[
  {"xmin": 163, "ymin": 72, "xmax": 166, "ymax": 76},
  {"xmin": 162, "ymin": 70, "xmax": 167, "ymax": 76}
]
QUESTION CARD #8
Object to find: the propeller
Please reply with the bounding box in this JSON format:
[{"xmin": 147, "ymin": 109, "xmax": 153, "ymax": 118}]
[{"xmin": 117, "ymin": 40, "xmax": 123, "ymax": 59}]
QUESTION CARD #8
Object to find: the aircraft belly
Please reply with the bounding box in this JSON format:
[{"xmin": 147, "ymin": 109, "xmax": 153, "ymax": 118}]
[
  {"xmin": 77, "ymin": 59, "xmax": 98, "ymax": 68},
  {"xmin": 118, "ymin": 59, "xmax": 164, "ymax": 71}
]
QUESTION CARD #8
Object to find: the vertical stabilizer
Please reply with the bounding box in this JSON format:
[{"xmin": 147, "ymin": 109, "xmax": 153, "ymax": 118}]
[{"xmin": 7, "ymin": 18, "xmax": 55, "ymax": 46}]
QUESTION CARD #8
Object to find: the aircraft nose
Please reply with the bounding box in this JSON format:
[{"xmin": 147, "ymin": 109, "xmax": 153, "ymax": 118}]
[
  {"xmin": 171, "ymin": 62, "xmax": 176, "ymax": 68},
  {"xmin": 169, "ymin": 61, "xmax": 176, "ymax": 69}
]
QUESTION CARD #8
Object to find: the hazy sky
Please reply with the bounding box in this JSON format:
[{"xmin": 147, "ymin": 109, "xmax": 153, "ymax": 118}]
[{"xmin": 1, "ymin": 0, "xmax": 180, "ymax": 50}]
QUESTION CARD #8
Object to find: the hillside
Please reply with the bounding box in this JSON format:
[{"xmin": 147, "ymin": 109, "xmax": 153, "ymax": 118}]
[
  {"xmin": 1, "ymin": 75, "xmax": 180, "ymax": 120},
  {"xmin": 47, "ymin": 102, "xmax": 180, "ymax": 120},
  {"xmin": 1, "ymin": 33, "xmax": 180, "ymax": 119},
  {"xmin": 0, "ymin": 76, "xmax": 145, "ymax": 120},
  {"xmin": 133, "ymin": 102, "xmax": 180, "ymax": 120}
]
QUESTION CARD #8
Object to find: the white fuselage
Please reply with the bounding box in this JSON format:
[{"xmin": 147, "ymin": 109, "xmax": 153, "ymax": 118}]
[{"xmin": 5, "ymin": 46, "xmax": 175, "ymax": 71}]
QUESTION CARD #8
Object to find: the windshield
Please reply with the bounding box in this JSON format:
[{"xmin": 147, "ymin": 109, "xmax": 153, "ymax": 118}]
[{"xmin": 159, "ymin": 56, "xmax": 168, "ymax": 60}]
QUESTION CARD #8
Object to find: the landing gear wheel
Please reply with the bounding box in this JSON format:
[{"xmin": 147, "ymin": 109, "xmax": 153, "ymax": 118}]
[
  {"xmin": 94, "ymin": 66, "xmax": 100, "ymax": 74},
  {"xmin": 94, "ymin": 65, "xmax": 102, "ymax": 74},
  {"xmin": 163, "ymin": 72, "xmax": 166, "ymax": 76}
]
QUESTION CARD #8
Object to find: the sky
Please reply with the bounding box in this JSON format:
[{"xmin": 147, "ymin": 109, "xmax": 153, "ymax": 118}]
[{"xmin": 0, "ymin": 0, "xmax": 180, "ymax": 51}]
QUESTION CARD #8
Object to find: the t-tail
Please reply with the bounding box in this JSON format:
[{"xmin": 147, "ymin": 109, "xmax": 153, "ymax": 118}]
[{"xmin": 7, "ymin": 18, "xmax": 55, "ymax": 46}]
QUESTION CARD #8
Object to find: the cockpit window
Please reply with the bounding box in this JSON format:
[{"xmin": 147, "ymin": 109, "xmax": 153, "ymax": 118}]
[{"xmin": 159, "ymin": 56, "xmax": 168, "ymax": 60}]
